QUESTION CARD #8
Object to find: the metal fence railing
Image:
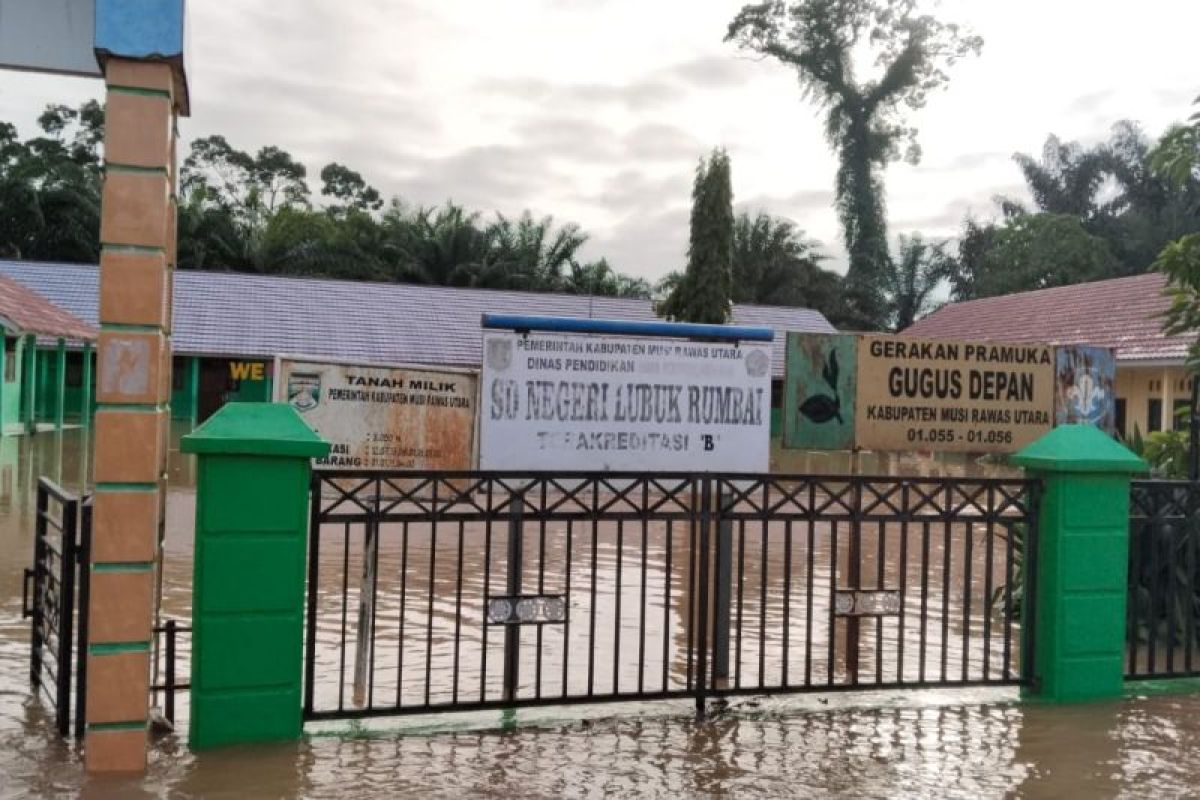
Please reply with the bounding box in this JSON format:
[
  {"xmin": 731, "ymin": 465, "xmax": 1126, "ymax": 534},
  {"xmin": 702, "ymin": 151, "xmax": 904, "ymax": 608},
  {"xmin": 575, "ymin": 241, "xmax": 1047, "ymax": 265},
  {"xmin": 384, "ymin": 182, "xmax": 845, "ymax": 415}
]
[
  {"xmin": 1128, "ymin": 480, "xmax": 1200, "ymax": 680},
  {"xmin": 22, "ymin": 479, "xmax": 90, "ymax": 738},
  {"xmin": 304, "ymin": 471, "xmax": 1038, "ymax": 721}
]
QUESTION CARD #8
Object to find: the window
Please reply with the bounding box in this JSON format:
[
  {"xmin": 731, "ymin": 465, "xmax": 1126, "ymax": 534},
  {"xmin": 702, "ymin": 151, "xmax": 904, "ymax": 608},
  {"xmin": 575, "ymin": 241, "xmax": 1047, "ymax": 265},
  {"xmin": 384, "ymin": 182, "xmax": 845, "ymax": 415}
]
[
  {"xmin": 1148, "ymin": 398, "xmax": 1163, "ymax": 433},
  {"xmin": 172, "ymin": 356, "xmax": 186, "ymax": 391},
  {"xmin": 1175, "ymin": 399, "xmax": 1191, "ymax": 432},
  {"xmin": 3, "ymin": 338, "xmax": 14, "ymax": 382},
  {"xmin": 64, "ymin": 352, "xmax": 82, "ymax": 387},
  {"xmin": 1115, "ymin": 398, "xmax": 1127, "ymax": 440}
]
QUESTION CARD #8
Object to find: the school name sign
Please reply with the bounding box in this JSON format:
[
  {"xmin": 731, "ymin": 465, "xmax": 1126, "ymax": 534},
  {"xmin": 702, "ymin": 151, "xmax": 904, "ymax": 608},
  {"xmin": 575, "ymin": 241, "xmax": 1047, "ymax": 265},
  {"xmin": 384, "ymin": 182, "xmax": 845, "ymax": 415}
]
[
  {"xmin": 785, "ymin": 333, "xmax": 1057, "ymax": 454},
  {"xmin": 480, "ymin": 330, "xmax": 771, "ymax": 471}
]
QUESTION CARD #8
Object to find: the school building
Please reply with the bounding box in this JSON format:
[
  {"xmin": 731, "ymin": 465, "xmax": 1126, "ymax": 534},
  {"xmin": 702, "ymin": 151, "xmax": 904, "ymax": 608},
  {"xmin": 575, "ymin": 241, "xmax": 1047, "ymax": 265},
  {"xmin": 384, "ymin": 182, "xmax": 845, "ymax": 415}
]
[
  {"xmin": 0, "ymin": 274, "xmax": 96, "ymax": 435},
  {"xmin": 903, "ymin": 272, "xmax": 1196, "ymax": 439},
  {"xmin": 0, "ymin": 259, "xmax": 836, "ymax": 434}
]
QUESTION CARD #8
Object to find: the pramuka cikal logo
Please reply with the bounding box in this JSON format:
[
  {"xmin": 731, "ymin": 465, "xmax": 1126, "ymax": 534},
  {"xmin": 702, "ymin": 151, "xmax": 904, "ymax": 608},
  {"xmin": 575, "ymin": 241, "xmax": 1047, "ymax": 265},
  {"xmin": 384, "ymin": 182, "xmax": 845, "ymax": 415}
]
[{"xmin": 288, "ymin": 372, "xmax": 321, "ymax": 413}]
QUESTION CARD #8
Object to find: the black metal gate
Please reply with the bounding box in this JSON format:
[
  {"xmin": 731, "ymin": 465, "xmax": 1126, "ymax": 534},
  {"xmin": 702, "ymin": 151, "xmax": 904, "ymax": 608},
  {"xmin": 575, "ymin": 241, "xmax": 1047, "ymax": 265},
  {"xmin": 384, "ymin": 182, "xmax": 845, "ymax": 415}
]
[
  {"xmin": 1127, "ymin": 480, "xmax": 1200, "ymax": 679},
  {"xmin": 303, "ymin": 471, "xmax": 1037, "ymax": 721},
  {"xmin": 22, "ymin": 478, "xmax": 91, "ymax": 738}
]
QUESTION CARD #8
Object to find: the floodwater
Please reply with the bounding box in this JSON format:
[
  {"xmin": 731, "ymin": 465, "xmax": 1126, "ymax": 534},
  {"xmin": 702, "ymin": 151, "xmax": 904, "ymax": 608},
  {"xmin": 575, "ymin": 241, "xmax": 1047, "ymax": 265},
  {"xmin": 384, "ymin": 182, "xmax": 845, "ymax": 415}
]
[{"xmin": 3, "ymin": 430, "xmax": 1200, "ymax": 798}]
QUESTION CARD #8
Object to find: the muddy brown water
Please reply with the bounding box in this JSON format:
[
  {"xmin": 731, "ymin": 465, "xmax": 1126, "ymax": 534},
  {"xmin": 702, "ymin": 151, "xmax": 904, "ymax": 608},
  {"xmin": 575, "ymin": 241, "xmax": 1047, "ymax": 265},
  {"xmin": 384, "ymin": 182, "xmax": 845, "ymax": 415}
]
[{"xmin": 3, "ymin": 429, "xmax": 1200, "ymax": 798}]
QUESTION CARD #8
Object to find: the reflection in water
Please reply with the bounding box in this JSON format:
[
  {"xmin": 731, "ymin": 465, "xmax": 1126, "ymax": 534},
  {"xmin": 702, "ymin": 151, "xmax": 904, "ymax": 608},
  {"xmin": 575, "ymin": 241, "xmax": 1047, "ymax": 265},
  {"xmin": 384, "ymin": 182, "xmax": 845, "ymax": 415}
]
[{"xmin": 3, "ymin": 430, "xmax": 1200, "ymax": 797}]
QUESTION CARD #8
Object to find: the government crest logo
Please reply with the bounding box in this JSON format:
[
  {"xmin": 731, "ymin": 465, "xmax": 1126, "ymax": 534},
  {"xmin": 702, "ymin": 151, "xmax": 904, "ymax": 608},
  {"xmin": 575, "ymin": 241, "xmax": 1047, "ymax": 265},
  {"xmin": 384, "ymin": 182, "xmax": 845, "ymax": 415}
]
[
  {"xmin": 288, "ymin": 372, "xmax": 321, "ymax": 413},
  {"xmin": 486, "ymin": 338, "xmax": 513, "ymax": 372}
]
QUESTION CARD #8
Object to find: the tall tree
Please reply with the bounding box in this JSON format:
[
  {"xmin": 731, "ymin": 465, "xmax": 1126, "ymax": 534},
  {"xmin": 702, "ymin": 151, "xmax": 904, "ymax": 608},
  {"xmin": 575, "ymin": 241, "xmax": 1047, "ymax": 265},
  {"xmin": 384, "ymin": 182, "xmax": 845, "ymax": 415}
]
[
  {"xmin": 1154, "ymin": 98, "xmax": 1200, "ymax": 364},
  {"xmin": 320, "ymin": 162, "xmax": 383, "ymax": 214},
  {"xmin": 0, "ymin": 102, "xmax": 102, "ymax": 262},
  {"xmin": 726, "ymin": 0, "xmax": 981, "ymax": 330},
  {"xmin": 946, "ymin": 213, "xmax": 1120, "ymax": 299},
  {"xmin": 658, "ymin": 149, "xmax": 734, "ymax": 323},
  {"xmin": 477, "ymin": 212, "xmax": 588, "ymax": 291}
]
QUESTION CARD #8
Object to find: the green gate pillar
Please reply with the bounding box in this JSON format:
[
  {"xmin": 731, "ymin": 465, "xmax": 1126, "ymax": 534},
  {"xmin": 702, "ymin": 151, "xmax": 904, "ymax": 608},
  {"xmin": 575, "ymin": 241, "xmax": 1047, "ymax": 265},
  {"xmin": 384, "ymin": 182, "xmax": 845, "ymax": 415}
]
[
  {"xmin": 181, "ymin": 402, "xmax": 329, "ymax": 749},
  {"xmin": 1012, "ymin": 425, "xmax": 1146, "ymax": 702}
]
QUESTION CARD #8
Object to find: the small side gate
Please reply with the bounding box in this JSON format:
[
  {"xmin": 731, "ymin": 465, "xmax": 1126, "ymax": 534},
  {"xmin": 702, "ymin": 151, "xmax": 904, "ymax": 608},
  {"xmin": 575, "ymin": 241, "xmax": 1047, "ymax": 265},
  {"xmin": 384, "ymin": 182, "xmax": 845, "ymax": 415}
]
[
  {"xmin": 303, "ymin": 471, "xmax": 1038, "ymax": 721},
  {"xmin": 23, "ymin": 478, "xmax": 91, "ymax": 738}
]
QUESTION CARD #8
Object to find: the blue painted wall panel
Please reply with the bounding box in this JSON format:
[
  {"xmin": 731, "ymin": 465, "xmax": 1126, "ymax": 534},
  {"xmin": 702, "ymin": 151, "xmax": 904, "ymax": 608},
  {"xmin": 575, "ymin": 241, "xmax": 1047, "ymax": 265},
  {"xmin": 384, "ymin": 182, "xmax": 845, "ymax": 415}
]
[{"xmin": 94, "ymin": 0, "xmax": 184, "ymax": 59}]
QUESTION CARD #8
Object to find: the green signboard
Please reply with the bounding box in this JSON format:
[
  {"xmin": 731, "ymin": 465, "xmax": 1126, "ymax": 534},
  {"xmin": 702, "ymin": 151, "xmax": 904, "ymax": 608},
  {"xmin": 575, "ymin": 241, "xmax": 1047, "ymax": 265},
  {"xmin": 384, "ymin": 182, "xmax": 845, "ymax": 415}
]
[{"xmin": 782, "ymin": 332, "xmax": 857, "ymax": 450}]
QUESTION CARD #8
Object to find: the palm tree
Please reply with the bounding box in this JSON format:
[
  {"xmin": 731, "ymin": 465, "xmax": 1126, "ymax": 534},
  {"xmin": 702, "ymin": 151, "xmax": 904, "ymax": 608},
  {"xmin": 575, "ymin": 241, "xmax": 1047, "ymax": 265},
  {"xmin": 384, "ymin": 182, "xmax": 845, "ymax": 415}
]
[
  {"xmin": 884, "ymin": 234, "xmax": 949, "ymax": 330},
  {"xmin": 478, "ymin": 212, "xmax": 588, "ymax": 291}
]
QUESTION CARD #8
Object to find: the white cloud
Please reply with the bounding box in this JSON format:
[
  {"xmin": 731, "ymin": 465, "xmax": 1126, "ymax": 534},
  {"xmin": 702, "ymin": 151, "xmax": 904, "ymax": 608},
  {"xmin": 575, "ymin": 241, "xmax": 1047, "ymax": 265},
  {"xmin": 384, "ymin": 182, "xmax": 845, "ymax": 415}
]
[{"xmin": 0, "ymin": 0, "xmax": 1196, "ymax": 281}]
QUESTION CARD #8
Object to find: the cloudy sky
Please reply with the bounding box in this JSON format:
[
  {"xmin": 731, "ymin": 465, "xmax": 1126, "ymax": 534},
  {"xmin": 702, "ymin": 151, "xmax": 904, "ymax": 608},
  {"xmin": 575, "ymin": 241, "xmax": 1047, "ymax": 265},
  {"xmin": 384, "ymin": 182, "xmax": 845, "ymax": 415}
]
[{"xmin": 1, "ymin": 0, "xmax": 1197, "ymax": 280}]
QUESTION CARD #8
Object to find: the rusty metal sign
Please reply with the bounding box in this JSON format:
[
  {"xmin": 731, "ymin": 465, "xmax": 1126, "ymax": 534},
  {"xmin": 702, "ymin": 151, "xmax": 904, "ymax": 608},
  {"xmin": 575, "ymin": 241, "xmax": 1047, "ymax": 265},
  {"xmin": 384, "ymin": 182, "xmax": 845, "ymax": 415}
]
[{"xmin": 274, "ymin": 355, "xmax": 478, "ymax": 470}]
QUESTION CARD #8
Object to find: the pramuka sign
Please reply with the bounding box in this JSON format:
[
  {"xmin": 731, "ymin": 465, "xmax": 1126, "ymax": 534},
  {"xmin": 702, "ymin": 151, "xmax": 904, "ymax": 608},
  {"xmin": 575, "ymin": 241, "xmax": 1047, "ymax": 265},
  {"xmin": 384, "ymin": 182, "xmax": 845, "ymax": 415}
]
[
  {"xmin": 479, "ymin": 330, "xmax": 772, "ymax": 471},
  {"xmin": 785, "ymin": 333, "xmax": 1073, "ymax": 454}
]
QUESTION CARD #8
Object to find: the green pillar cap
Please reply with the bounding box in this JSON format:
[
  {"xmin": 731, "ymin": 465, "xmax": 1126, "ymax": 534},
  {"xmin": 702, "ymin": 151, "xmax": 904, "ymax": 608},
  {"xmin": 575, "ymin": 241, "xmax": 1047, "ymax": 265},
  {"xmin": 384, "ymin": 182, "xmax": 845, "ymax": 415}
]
[
  {"xmin": 181, "ymin": 402, "xmax": 331, "ymax": 458},
  {"xmin": 1011, "ymin": 424, "xmax": 1147, "ymax": 473}
]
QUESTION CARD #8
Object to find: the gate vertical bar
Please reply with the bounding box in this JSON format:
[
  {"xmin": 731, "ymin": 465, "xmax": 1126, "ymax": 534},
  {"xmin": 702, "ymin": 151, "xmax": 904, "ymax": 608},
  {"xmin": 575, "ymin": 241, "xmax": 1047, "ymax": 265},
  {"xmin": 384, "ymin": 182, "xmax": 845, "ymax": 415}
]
[
  {"xmin": 164, "ymin": 619, "xmax": 176, "ymax": 725},
  {"xmin": 712, "ymin": 486, "xmax": 732, "ymax": 687},
  {"xmin": 846, "ymin": 472, "xmax": 862, "ymax": 683},
  {"xmin": 303, "ymin": 472, "xmax": 321, "ymax": 719},
  {"xmin": 74, "ymin": 499, "xmax": 92, "ymax": 739},
  {"xmin": 30, "ymin": 484, "xmax": 48, "ymax": 687},
  {"xmin": 695, "ymin": 478, "xmax": 712, "ymax": 717},
  {"xmin": 502, "ymin": 491, "xmax": 524, "ymax": 703},
  {"xmin": 1021, "ymin": 484, "xmax": 1041, "ymax": 688},
  {"xmin": 57, "ymin": 497, "xmax": 78, "ymax": 738}
]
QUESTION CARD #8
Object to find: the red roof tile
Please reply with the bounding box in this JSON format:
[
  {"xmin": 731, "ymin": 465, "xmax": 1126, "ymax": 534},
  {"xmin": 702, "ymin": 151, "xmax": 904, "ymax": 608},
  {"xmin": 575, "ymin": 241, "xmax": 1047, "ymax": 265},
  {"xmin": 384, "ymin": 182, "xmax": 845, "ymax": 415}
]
[
  {"xmin": 903, "ymin": 273, "xmax": 1192, "ymax": 363},
  {"xmin": 0, "ymin": 273, "xmax": 95, "ymax": 341}
]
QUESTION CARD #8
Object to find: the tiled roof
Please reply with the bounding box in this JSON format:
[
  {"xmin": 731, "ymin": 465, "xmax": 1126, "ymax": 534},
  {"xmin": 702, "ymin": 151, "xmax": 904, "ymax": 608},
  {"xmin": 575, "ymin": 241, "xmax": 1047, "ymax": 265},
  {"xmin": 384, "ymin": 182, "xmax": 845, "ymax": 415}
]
[
  {"xmin": 0, "ymin": 260, "xmax": 836, "ymax": 377},
  {"xmin": 903, "ymin": 272, "xmax": 1193, "ymax": 363},
  {"xmin": 0, "ymin": 273, "xmax": 95, "ymax": 341}
]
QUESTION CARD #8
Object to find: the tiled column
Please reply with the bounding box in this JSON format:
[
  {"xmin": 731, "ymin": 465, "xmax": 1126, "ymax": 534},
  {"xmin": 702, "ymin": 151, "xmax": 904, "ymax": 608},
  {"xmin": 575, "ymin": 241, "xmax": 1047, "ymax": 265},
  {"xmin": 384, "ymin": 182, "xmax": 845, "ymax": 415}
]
[{"xmin": 85, "ymin": 58, "xmax": 176, "ymax": 774}]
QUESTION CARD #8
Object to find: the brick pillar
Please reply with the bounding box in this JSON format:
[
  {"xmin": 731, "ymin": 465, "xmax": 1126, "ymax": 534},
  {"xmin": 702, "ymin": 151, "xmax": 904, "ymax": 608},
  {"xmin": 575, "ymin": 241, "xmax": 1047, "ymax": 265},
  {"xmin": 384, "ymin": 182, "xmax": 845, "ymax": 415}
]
[{"xmin": 85, "ymin": 59, "xmax": 177, "ymax": 774}]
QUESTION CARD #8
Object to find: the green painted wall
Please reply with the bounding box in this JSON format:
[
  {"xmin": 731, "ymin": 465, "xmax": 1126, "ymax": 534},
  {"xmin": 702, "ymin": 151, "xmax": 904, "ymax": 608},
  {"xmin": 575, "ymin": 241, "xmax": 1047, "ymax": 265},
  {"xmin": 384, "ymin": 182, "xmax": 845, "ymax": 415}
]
[
  {"xmin": 31, "ymin": 347, "xmax": 88, "ymax": 423},
  {"xmin": 34, "ymin": 349, "xmax": 55, "ymax": 421},
  {"xmin": 170, "ymin": 356, "xmax": 199, "ymax": 421},
  {"xmin": 0, "ymin": 334, "xmax": 23, "ymax": 433}
]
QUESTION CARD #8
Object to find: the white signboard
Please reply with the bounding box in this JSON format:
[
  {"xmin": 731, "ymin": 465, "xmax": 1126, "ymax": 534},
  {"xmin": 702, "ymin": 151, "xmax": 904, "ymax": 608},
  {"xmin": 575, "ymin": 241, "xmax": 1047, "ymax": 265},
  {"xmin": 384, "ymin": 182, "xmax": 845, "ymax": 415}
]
[
  {"xmin": 0, "ymin": 0, "xmax": 100, "ymax": 77},
  {"xmin": 275, "ymin": 355, "xmax": 478, "ymax": 471},
  {"xmin": 479, "ymin": 331, "xmax": 771, "ymax": 472}
]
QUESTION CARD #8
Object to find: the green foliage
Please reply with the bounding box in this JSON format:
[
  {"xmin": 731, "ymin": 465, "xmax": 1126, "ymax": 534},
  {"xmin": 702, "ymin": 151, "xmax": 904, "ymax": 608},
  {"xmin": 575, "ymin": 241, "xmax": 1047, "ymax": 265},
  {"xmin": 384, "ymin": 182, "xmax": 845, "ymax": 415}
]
[
  {"xmin": 726, "ymin": 0, "xmax": 981, "ymax": 329},
  {"xmin": 0, "ymin": 103, "xmax": 658, "ymax": 299},
  {"xmin": 1123, "ymin": 425, "xmax": 1190, "ymax": 479},
  {"xmin": 729, "ymin": 210, "xmax": 844, "ymax": 318},
  {"xmin": 658, "ymin": 149, "xmax": 734, "ymax": 323},
  {"xmin": 1153, "ymin": 98, "xmax": 1200, "ymax": 366},
  {"xmin": 950, "ymin": 118, "xmax": 1200, "ymax": 301},
  {"xmin": 1151, "ymin": 98, "xmax": 1200, "ymax": 188},
  {"xmin": 945, "ymin": 213, "xmax": 1121, "ymax": 300},
  {"xmin": 0, "ymin": 102, "xmax": 102, "ymax": 262}
]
